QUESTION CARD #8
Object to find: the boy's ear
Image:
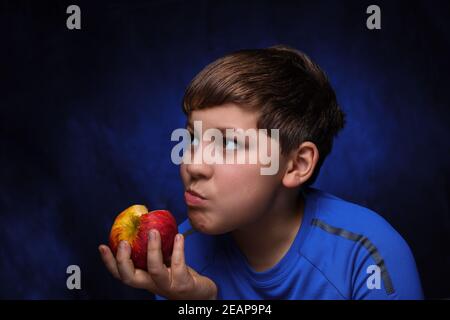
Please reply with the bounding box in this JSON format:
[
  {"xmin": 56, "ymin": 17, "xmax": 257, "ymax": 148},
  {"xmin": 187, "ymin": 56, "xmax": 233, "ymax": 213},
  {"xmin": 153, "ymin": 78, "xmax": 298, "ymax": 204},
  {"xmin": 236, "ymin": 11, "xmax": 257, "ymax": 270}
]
[{"xmin": 282, "ymin": 141, "xmax": 319, "ymax": 188}]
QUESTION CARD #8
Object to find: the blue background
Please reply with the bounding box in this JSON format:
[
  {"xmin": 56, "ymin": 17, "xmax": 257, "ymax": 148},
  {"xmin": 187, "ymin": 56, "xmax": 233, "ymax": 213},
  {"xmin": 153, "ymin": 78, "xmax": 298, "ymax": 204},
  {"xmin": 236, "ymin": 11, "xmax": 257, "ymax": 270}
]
[{"xmin": 1, "ymin": 0, "xmax": 449, "ymax": 299}]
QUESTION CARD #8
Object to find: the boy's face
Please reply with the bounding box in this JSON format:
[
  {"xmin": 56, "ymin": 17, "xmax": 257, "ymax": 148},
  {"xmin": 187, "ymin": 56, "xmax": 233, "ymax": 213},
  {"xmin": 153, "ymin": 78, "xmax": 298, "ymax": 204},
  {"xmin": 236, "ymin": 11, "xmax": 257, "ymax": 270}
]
[{"xmin": 180, "ymin": 103, "xmax": 288, "ymax": 235}]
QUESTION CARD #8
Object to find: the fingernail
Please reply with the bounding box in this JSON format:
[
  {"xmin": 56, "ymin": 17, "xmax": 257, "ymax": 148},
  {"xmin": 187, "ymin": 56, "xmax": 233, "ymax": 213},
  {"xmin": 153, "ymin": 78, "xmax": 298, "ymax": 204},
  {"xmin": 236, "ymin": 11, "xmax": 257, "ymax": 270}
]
[
  {"xmin": 176, "ymin": 234, "xmax": 182, "ymax": 242},
  {"xmin": 120, "ymin": 240, "xmax": 127, "ymax": 248},
  {"xmin": 149, "ymin": 230, "xmax": 155, "ymax": 240}
]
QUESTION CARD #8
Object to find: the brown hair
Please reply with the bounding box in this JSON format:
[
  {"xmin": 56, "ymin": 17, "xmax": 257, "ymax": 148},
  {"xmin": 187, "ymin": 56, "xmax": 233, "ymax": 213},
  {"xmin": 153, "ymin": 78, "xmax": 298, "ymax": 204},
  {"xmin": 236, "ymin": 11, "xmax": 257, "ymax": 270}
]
[{"xmin": 182, "ymin": 45, "xmax": 346, "ymax": 186}]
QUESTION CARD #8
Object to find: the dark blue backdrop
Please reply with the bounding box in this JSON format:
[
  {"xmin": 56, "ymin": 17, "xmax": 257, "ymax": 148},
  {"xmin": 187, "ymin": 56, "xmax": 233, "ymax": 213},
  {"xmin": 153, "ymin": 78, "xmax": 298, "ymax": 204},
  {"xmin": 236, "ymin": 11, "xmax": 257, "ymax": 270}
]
[{"xmin": 1, "ymin": 0, "xmax": 449, "ymax": 299}]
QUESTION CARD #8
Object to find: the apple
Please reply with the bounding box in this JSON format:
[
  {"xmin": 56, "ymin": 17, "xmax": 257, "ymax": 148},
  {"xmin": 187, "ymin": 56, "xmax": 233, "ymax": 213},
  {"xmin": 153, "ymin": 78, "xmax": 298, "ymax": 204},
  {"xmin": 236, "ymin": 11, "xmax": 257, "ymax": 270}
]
[{"xmin": 109, "ymin": 205, "xmax": 178, "ymax": 269}]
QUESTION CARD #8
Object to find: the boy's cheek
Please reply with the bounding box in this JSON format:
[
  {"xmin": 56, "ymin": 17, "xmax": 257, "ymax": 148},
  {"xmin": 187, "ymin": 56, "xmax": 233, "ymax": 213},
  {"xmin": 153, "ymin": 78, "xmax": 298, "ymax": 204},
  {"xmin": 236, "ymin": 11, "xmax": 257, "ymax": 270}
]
[{"xmin": 179, "ymin": 164, "xmax": 188, "ymax": 182}]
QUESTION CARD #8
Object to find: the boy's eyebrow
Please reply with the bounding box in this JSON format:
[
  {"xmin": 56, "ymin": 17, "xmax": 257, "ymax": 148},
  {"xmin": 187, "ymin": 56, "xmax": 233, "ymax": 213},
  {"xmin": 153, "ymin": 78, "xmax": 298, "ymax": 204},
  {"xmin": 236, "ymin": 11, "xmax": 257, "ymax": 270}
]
[{"xmin": 185, "ymin": 121, "xmax": 244, "ymax": 136}]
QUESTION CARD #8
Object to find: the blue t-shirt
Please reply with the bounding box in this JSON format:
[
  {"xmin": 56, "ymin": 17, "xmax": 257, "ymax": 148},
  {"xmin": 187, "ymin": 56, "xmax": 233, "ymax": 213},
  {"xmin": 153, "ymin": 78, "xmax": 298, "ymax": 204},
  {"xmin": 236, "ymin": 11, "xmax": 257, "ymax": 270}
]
[{"xmin": 157, "ymin": 187, "xmax": 423, "ymax": 300}]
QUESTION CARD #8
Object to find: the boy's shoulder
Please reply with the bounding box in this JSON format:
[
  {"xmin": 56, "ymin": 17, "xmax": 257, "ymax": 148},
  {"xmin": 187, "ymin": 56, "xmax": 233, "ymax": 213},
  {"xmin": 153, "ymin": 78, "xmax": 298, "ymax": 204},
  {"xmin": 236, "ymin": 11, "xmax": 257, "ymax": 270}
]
[
  {"xmin": 302, "ymin": 188, "xmax": 423, "ymax": 299},
  {"xmin": 304, "ymin": 187, "xmax": 413, "ymax": 271},
  {"xmin": 307, "ymin": 187, "xmax": 406, "ymax": 247}
]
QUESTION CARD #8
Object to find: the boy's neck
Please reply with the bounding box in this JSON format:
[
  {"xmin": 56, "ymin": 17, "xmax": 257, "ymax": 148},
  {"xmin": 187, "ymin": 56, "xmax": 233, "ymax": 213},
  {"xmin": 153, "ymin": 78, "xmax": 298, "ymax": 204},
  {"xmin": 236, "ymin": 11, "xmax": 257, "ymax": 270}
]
[{"xmin": 231, "ymin": 188, "xmax": 305, "ymax": 272}]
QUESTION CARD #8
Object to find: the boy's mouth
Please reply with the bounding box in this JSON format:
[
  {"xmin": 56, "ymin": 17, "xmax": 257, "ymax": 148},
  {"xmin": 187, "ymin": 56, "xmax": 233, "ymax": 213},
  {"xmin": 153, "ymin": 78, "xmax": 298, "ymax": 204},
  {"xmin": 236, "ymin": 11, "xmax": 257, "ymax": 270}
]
[
  {"xmin": 184, "ymin": 189, "xmax": 207, "ymax": 206},
  {"xmin": 186, "ymin": 188, "xmax": 206, "ymax": 199}
]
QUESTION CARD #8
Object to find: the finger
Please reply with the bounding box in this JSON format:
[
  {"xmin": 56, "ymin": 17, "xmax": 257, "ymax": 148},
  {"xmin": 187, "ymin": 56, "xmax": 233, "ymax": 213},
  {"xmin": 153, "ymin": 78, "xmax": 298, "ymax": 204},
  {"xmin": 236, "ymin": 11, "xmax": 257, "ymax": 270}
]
[
  {"xmin": 98, "ymin": 244, "xmax": 120, "ymax": 279},
  {"xmin": 147, "ymin": 229, "xmax": 170, "ymax": 290},
  {"xmin": 170, "ymin": 234, "xmax": 192, "ymax": 287},
  {"xmin": 115, "ymin": 241, "xmax": 137, "ymax": 286},
  {"xmin": 133, "ymin": 269, "xmax": 160, "ymax": 292}
]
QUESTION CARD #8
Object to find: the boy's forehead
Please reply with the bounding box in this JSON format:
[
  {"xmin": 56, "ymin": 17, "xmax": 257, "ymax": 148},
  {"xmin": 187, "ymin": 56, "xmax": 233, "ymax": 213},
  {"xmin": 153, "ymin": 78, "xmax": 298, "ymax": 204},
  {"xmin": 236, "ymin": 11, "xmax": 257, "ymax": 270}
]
[{"xmin": 187, "ymin": 103, "xmax": 260, "ymax": 130}]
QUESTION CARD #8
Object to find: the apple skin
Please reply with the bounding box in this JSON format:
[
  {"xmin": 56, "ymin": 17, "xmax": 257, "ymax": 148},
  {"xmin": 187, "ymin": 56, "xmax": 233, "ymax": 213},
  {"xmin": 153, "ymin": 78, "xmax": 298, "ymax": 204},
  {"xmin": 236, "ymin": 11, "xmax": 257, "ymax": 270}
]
[{"xmin": 109, "ymin": 205, "xmax": 178, "ymax": 269}]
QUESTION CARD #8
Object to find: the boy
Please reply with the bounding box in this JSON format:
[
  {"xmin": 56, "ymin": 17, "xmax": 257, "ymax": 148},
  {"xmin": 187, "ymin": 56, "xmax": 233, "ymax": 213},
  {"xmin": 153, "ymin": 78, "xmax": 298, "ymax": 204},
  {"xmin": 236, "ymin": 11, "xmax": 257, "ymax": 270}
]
[{"xmin": 99, "ymin": 45, "xmax": 423, "ymax": 299}]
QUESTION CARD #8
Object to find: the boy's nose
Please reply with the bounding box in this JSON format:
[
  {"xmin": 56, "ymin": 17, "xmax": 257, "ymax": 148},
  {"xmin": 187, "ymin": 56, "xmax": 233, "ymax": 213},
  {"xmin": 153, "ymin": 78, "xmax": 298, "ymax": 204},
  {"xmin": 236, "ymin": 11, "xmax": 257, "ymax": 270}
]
[
  {"xmin": 183, "ymin": 142, "xmax": 214, "ymax": 179},
  {"xmin": 184, "ymin": 161, "xmax": 213, "ymax": 180}
]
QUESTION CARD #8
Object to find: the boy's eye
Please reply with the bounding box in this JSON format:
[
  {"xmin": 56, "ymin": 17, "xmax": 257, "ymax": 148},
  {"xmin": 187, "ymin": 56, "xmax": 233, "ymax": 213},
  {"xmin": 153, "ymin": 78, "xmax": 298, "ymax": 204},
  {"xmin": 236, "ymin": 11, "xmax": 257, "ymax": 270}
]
[
  {"xmin": 223, "ymin": 138, "xmax": 239, "ymax": 151},
  {"xmin": 189, "ymin": 131, "xmax": 200, "ymax": 147}
]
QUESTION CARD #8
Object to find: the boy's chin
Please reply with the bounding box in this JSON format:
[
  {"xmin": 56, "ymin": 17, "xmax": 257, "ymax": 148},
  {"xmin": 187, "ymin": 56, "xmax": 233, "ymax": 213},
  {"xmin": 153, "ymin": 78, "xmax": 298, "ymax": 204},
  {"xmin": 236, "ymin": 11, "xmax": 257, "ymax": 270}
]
[{"xmin": 188, "ymin": 214, "xmax": 230, "ymax": 235}]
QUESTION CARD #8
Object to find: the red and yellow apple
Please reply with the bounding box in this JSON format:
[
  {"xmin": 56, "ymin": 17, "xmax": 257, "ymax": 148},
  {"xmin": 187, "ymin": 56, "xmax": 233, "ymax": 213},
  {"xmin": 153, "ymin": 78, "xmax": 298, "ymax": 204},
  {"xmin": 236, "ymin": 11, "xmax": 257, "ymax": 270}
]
[{"xmin": 109, "ymin": 205, "xmax": 178, "ymax": 269}]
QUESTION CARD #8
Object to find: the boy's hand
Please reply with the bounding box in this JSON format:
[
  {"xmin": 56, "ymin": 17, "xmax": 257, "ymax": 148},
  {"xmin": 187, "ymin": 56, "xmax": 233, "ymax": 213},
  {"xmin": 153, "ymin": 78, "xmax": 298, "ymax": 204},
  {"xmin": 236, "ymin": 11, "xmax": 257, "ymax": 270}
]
[{"xmin": 98, "ymin": 231, "xmax": 217, "ymax": 300}]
